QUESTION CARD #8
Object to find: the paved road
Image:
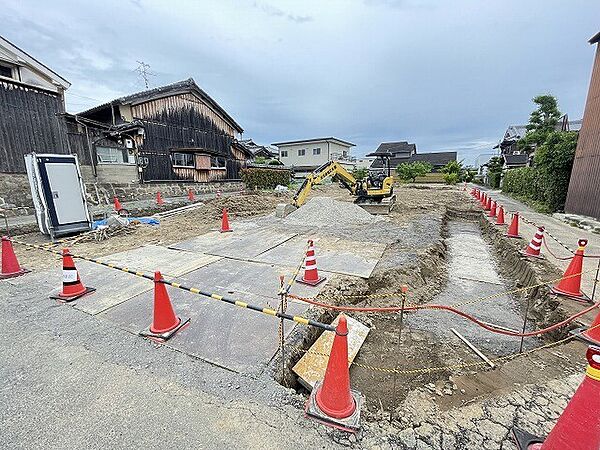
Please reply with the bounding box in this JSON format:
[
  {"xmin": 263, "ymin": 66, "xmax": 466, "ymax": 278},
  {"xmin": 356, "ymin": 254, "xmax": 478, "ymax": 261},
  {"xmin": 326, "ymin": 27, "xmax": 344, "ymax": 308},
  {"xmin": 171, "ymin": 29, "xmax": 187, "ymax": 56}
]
[
  {"xmin": 474, "ymin": 187, "xmax": 600, "ymax": 300},
  {"xmin": 0, "ymin": 272, "xmax": 341, "ymax": 449}
]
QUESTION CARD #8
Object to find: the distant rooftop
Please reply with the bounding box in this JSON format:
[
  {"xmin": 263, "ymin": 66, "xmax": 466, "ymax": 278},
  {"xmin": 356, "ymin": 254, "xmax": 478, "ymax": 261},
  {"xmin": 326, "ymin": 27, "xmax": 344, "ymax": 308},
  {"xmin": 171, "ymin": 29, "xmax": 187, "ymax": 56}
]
[
  {"xmin": 272, "ymin": 137, "xmax": 355, "ymax": 147},
  {"xmin": 367, "ymin": 141, "xmax": 416, "ymax": 157}
]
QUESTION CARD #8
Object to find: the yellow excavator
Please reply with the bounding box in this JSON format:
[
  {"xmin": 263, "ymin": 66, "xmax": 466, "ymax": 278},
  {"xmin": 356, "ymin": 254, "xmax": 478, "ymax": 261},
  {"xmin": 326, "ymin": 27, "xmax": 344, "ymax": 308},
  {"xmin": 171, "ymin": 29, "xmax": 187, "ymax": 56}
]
[{"xmin": 290, "ymin": 155, "xmax": 395, "ymax": 214}]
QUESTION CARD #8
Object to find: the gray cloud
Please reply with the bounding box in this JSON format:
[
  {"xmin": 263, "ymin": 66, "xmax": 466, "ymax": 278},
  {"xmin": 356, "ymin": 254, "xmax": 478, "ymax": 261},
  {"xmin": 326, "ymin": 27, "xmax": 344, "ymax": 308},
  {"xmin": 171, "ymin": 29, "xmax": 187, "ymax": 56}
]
[
  {"xmin": 253, "ymin": 2, "xmax": 313, "ymax": 23},
  {"xmin": 1, "ymin": 0, "xmax": 598, "ymax": 165}
]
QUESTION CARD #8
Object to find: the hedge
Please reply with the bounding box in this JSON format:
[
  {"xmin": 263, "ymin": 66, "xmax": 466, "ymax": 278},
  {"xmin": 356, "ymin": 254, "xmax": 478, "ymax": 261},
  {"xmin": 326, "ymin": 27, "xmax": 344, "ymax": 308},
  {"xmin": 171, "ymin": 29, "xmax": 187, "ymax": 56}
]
[{"xmin": 240, "ymin": 167, "xmax": 291, "ymax": 189}]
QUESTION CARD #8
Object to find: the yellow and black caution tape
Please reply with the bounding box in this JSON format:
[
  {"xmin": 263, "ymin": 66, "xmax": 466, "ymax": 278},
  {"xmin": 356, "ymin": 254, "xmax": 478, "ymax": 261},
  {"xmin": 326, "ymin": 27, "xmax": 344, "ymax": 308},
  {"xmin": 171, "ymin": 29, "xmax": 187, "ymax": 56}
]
[{"xmin": 11, "ymin": 239, "xmax": 336, "ymax": 332}]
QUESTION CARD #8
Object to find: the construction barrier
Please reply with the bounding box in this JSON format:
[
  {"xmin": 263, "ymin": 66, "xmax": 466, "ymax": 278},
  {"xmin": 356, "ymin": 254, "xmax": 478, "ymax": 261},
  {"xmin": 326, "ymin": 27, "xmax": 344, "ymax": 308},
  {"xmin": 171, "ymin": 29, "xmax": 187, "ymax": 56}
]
[
  {"xmin": 551, "ymin": 239, "xmax": 589, "ymax": 301},
  {"xmin": 140, "ymin": 271, "xmax": 190, "ymax": 341},
  {"xmin": 305, "ymin": 315, "xmax": 362, "ymax": 431},
  {"xmin": 298, "ymin": 239, "xmax": 326, "ymax": 286},
  {"xmin": 10, "ymin": 239, "xmax": 336, "ymax": 332},
  {"xmin": 1, "ymin": 235, "xmax": 29, "ymax": 279},
  {"xmin": 49, "ymin": 248, "xmax": 95, "ymax": 302}
]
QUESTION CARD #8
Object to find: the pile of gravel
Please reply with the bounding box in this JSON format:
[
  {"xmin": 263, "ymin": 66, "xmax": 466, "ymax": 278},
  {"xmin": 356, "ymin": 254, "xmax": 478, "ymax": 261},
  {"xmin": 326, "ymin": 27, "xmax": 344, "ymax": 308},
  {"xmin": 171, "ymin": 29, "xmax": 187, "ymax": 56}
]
[{"xmin": 284, "ymin": 197, "xmax": 380, "ymax": 226}]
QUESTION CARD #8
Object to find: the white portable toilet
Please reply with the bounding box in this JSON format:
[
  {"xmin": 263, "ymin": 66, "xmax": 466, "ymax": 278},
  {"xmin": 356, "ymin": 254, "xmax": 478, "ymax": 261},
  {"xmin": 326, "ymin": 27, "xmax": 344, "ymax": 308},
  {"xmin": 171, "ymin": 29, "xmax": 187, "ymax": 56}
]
[{"xmin": 24, "ymin": 153, "xmax": 92, "ymax": 239}]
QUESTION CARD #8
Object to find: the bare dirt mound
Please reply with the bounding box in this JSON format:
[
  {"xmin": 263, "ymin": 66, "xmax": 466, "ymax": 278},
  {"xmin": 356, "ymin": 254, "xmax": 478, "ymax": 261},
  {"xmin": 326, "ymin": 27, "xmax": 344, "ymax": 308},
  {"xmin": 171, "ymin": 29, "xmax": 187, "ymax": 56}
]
[{"xmin": 284, "ymin": 196, "xmax": 382, "ymax": 226}]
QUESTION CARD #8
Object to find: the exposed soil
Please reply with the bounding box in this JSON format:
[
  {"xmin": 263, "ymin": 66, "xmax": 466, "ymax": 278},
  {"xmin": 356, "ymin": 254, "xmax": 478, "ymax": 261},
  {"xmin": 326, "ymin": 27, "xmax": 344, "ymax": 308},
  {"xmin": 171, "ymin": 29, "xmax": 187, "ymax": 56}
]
[
  {"xmin": 9, "ymin": 182, "xmax": 586, "ymax": 431},
  {"xmin": 12, "ymin": 192, "xmax": 289, "ymax": 271}
]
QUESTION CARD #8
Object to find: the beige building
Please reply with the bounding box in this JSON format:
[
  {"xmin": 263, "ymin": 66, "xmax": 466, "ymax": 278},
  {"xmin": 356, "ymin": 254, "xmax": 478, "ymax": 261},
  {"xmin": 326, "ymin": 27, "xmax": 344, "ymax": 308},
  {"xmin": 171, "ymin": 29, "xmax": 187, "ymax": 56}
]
[{"xmin": 272, "ymin": 137, "xmax": 355, "ymax": 177}]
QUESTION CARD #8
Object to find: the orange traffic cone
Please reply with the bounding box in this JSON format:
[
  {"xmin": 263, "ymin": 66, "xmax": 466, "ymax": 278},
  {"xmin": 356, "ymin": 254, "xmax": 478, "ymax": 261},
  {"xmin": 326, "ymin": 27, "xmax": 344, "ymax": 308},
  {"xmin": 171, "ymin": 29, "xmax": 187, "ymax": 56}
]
[
  {"xmin": 113, "ymin": 196, "xmax": 123, "ymax": 211},
  {"xmin": 50, "ymin": 248, "xmax": 95, "ymax": 302},
  {"xmin": 485, "ymin": 196, "xmax": 492, "ymax": 211},
  {"xmin": 506, "ymin": 212, "xmax": 521, "ymax": 238},
  {"xmin": 156, "ymin": 191, "xmax": 164, "ymax": 205},
  {"xmin": 572, "ymin": 307, "xmax": 600, "ymax": 346},
  {"xmin": 512, "ymin": 345, "xmax": 600, "ymax": 450},
  {"xmin": 520, "ymin": 226, "xmax": 545, "ymax": 259},
  {"xmin": 140, "ymin": 271, "xmax": 190, "ymax": 341},
  {"xmin": 298, "ymin": 239, "xmax": 326, "ymax": 286},
  {"xmin": 480, "ymin": 192, "xmax": 487, "ymax": 207},
  {"xmin": 1, "ymin": 236, "xmax": 29, "ymax": 279},
  {"xmin": 551, "ymin": 239, "xmax": 589, "ymax": 301},
  {"xmin": 305, "ymin": 315, "xmax": 363, "ymax": 431},
  {"xmin": 220, "ymin": 208, "xmax": 232, "ymax": 233},
  {"xmin": 495, "ymin": 205, "xmax": 506, "ymax": 225},
  {"xmin": 488, "ymin": 200, "xmax": 497, "ymax": 217},
  {"xmin": 187, "ymin": 189, "xmax": 195, "ymax": 201}
]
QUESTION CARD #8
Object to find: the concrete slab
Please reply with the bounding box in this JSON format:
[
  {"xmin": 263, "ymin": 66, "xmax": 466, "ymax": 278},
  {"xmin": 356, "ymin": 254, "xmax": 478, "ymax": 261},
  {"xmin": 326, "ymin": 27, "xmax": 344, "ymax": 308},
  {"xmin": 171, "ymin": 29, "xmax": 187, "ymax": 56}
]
[
  {"xmin": 292, "ymin": 314, "xmax": 370, "ymax": 390},
  {"xmin": 169, "ymin": 228, "xmax": 297, "ymax": 260},
  {"xmin": 100, "ymin": 259, "xmax": 328, "ymax": 374},
  {"xmin": 97, "ymin": 245, "xmax": 221, "ymax": 278},
  {"xmin": 253, "ymin": 235, "xmax": 385, "ymax": 279},
  {"xmin": 69, "ymin": 260, "xmax": 152, "ymax": 315},
  {"xmin": 1, "ymin": 262, "xmax": 152, "ymax": 316}
]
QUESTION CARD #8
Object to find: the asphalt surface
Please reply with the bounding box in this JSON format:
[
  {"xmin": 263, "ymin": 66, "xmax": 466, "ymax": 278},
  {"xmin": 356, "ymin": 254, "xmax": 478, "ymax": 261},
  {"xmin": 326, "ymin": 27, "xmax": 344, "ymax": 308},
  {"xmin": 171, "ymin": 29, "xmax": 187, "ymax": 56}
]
[{"xmin": 0, "ymin": 269, "xmax": 343, "ymax": 449}]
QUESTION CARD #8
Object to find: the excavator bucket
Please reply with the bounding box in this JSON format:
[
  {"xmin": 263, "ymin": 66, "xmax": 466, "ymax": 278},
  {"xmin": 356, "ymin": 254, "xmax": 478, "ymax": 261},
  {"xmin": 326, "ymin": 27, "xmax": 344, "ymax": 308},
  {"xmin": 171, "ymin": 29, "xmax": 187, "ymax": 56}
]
[{"xmin": 356, "ymin": 193, "xmax": 396, "ymax": 215}]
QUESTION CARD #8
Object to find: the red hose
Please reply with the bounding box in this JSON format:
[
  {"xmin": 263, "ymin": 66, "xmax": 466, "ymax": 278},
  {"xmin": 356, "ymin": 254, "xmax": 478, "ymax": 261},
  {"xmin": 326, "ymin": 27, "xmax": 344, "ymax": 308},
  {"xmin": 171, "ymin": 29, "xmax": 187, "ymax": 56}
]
[{"xmin": 288, "ymin": 294, "xmax": 600, "ymax": 338}]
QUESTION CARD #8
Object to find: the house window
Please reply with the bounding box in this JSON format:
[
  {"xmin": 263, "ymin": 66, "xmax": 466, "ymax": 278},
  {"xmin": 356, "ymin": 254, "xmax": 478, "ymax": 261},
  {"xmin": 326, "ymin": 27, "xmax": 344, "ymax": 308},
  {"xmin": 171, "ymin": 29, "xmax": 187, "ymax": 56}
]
[
  {"xmin": 280, "ymin": 150, "xmax": 288, "ymax": 158},
  {"xmin": 210, "ymin": 156, "xmax": 227, "ymax": 169},
  {"xmin": 96, "ymin": 146, "xmax": 128, "ymax": 164},
  {"xmin": 298, "ymin": 149, "xmax": 306, "ymax": 156},
  {"xmin": 0, "ymin": 64, "xmax": 14, "ymax": 79},
  {"xmin": 172, "ymin": 152, "xmax": 195, "ymax": 168},
  {"xmin": 313, "ymin": 147, "xmax": 321, "ymax": 155}
]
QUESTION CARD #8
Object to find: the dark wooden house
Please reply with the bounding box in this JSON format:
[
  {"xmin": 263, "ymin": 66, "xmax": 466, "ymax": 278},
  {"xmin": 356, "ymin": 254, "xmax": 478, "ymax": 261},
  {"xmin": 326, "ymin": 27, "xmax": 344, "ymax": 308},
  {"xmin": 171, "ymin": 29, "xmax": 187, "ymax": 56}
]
[
  {"xmin": 76, "ymin": 78, "xmax": 248, "ymax": 182},
  {"xmin": 0, "ymin": 35, "xmax": 72, "ymax": 173},
  {"xmin": 565, "ymin": 32, "xmax": 600, "ymax": 219},
  {"xmin": 368, "ymin": 141, "xmax": 456, "ymax": 172}
]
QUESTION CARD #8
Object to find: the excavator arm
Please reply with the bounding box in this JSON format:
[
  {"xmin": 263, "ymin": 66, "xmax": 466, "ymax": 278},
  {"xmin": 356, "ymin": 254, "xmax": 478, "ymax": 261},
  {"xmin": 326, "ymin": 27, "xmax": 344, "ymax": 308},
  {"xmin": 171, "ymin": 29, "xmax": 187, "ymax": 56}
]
[{"xmin": 292, "ymin": 161, "xmax": 357, "ymax": 207}]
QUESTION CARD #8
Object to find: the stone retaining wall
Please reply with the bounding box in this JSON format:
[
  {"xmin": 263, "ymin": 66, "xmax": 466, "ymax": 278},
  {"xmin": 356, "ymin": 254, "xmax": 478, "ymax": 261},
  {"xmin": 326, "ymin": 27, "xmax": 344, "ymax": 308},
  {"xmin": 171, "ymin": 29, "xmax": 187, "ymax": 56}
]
[{"xmin": 0, "ymin": 171, "xmax": 245, "ymax": 214}]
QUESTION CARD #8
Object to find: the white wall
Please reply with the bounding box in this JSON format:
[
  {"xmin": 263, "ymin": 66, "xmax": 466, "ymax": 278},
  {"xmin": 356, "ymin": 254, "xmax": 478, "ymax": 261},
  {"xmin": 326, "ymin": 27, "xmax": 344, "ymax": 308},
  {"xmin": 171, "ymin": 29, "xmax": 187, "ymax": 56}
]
[{"xmin": 278, "ymin": 140, "xmax": 352, "ymax": 167}]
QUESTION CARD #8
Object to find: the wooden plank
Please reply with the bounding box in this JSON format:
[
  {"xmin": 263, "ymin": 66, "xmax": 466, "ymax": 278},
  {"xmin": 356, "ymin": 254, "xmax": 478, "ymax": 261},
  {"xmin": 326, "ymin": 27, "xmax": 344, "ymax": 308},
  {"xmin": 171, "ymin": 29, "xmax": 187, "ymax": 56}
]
[{"xmin": 292, "ymin": 314, "xmax": 370, "ymax": 391}]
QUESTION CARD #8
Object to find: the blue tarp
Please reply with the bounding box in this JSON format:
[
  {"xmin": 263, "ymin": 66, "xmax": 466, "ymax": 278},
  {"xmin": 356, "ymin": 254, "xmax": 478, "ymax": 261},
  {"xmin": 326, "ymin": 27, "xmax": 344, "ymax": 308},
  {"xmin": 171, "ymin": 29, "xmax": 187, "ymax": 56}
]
[{"xmin": 92, "ymin": 217, "xmax": 160, "ymax": 230}]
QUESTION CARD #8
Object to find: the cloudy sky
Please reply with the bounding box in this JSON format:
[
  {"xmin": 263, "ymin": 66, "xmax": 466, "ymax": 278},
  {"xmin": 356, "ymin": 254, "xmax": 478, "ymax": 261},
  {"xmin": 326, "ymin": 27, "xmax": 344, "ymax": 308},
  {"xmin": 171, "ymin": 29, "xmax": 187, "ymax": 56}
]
[{"xmin": 3, "ymin": 0, "xmax": 599, "ymax": 164}]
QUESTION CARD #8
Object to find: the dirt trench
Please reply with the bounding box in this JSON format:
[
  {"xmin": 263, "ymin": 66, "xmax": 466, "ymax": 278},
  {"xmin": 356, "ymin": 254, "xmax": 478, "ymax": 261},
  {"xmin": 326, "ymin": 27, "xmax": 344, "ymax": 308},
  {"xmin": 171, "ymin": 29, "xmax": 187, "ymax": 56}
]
[{"xmin": 279, "ymin": 198, "xmax": 576, "ymax": 421}]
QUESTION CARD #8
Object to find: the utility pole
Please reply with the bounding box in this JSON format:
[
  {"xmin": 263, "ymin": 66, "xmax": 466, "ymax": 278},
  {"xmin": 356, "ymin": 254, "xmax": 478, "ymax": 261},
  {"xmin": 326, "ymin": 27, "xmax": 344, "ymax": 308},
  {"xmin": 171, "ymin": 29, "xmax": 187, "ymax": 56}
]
[{"xmin": 134, "ymin": 61, "xmax": 155, "ymax": 89}]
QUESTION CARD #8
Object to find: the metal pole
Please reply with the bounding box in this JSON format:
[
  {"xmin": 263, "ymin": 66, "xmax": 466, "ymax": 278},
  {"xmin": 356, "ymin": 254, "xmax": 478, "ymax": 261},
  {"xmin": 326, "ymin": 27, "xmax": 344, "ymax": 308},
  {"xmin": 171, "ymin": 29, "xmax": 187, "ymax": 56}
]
[
  {"xmin": 3, "ymin": 214, "xmax": 9, "ymax": 237},
  {"xmin": 390, "ymin": 289, "xmax": 407, "ymax": 423},
  {"xmin": 519, "ymin": 296, "xmax": 531, "ymax": 353},
  {"xmin": 592, "ymin": 259, "xmax": 600, "ymax": 303},
  {"xmin": 278, "ymin": 274, "xmax": 285, "ymax": 384}
]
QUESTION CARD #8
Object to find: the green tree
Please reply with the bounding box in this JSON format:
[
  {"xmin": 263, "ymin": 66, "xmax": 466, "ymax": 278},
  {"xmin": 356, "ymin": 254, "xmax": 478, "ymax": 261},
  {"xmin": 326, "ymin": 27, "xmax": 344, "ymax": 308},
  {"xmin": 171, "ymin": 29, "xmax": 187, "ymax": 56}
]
[
  {"xmin": 518, "ymin": 95, "xmax": 562, "ymax": 153},
  {"xmin": 462, "ymin": 167, "xmax": 477, "ymax": 183},
  {"xmin": 395, "ymin": 161, "xmax": 433, "ymax": 182},
  {"xmin": 486, "ymin": 156, "xmax": 504, "ymax": 188},
  {"xmin": 534, "ymin": 131, "xmax": 578, "ymax": 211},
  {"xmin": 352, "ymin": 167, "xmax": 368, "ymax": 180}
]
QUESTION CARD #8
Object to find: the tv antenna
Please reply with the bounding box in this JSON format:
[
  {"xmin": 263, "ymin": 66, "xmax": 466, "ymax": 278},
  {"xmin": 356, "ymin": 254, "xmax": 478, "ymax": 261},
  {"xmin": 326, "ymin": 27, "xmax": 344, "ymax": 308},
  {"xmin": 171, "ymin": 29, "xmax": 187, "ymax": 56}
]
[{"xmin": 134, "ymin": 61, "xmax": 156, "ymax": 89}]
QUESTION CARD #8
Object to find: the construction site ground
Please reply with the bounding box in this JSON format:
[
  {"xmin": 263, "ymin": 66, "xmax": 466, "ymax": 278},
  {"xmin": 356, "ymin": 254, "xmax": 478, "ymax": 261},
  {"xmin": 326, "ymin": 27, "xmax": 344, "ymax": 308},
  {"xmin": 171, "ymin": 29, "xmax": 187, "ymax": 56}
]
[{"xmin": 1, "ymin": 183, "xmax": 597, "ymax": 449}]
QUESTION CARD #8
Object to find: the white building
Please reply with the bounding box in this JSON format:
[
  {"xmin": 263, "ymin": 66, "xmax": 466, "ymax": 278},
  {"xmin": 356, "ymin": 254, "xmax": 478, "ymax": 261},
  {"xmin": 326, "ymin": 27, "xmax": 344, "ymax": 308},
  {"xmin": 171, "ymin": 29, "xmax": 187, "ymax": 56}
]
[{"xmin": 272, "ymin": 137, "xmax": 355, "ymax": 177}]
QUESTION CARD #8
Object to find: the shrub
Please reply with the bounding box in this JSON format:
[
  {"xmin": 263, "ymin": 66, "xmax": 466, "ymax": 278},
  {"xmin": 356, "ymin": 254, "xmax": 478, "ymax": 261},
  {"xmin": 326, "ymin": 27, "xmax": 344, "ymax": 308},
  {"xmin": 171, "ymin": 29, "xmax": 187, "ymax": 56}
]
[
  {"xmin": 502, "ymin": 131, "xmax": 577, "ymax": 212},
  {"xmin": 443, "ymin": 172, "xmax": 459, "ymax": 185},
  {"xmin": 396, "ymin": 162, "xmax": 433, "ymax": 182},
  {"xmin": 240, "ymin": 167, "xmax": 291, "ymax": 189},
  {"xmin": 352, "ymin": 167, "xmax": 368, "ymax": 180}
]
